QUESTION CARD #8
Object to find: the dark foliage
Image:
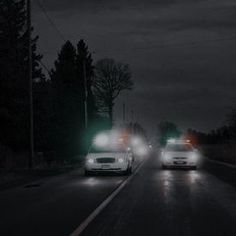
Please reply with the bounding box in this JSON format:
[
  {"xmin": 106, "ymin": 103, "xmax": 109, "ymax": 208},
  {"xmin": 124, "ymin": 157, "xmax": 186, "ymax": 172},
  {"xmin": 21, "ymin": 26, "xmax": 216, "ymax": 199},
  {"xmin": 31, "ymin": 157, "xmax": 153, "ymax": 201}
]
[
  {"xmin": 50, "ymin": 40, "xmax": 100, "ymax": 156},
  {"xmin": 0, "ymin": 0, "xmax": 44, "ymax": 151},
  {"xmin": 158, "ymin": 121, "xmax": 181, "ymax": 146},
  {"xmin": 186, "ymin": 109, "xmax": 236, "ymax": 145}
]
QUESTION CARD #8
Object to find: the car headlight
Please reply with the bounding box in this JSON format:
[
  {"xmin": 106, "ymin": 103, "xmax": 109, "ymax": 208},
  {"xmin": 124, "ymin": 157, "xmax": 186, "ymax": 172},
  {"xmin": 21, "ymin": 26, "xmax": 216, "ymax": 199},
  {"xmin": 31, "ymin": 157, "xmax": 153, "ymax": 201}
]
[
  {"xmin": 87, "ymin": 158, "xmax": 95, "ymax": 164},
  {"xmin": 190, "ymin": 153, "xmax": 198, "ymax": 161},
  {"xmin": 163, "ymin": 154, "xmax": 171, "ymax": 161},
  {"xmin": 118, "ymin": 158, "xmax": 125, "ymax": 163}
]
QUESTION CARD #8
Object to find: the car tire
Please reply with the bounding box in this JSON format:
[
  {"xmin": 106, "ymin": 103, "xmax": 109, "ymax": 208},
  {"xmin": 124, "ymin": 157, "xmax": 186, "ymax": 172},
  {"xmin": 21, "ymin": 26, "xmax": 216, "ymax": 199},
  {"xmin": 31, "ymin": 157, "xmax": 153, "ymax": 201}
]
[
  {"xmin": 162, "ymin": 164, "xmax": 167, "ymax": 169},
  {"xmin": 128, "ymin": 166, "xmax": 133, "ymax": 175},
  {"xmin": 192, "ymin": 166, "xmax": 197, "ymax": 170},
  {"xmin": 84, "ymin": 170, "xmax": 92, "ymax": 176},
  {"xmin": 123, "ymin": 166, "xmax": 132, "ymax": 176}
]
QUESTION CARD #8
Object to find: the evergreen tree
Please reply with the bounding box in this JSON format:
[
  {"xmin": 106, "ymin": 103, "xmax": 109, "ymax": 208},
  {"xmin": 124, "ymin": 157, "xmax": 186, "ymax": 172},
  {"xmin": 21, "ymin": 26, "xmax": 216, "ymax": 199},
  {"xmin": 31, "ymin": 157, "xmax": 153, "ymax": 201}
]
[
  {"xmin": 33, "ymin": 79, "xmax": 53, "ymax": 153},
  {"xmin": 51, "ymin": 41, "xmax": 84, "ymax": 155},
  {"xmin": 158, "ymin": 121, "xmax": 181, "ymax": 146},
  {"xmin": 76, "ymin": 39, "xmax": 97, "ymax": 124},
  {"xmin": 0, "ymin": 0, "xmax": 44, "ymax": 150},
  {"xmin": 51, "ymin": 40, "xmax": 101, "ymax": 156}
]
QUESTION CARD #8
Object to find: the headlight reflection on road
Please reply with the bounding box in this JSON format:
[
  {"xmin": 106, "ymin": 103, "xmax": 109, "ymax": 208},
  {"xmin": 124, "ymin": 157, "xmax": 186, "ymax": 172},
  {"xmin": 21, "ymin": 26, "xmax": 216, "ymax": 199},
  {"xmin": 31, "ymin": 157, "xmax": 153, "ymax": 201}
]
[
  {"xmin": 160, "ymin": 170, "xmax": 173, "ymax": 198},
  {"xmin": 81, "ymin": 178, "xmax": 102, "ymax": 187},
  {"xmin": 188, "ymin": 171, "xmax": 201, "ymax": 184}
]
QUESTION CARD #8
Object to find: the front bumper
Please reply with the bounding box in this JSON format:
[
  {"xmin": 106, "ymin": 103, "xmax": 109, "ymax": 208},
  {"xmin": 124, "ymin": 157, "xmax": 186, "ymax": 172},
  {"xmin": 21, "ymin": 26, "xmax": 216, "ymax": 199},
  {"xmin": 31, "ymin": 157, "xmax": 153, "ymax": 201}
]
[
  {"xmin": 162, "ymin": 157, "xmax": 197, "ymax": 167},
  {"xmin": 162, "ymin": 160, "xmax": 197, "ymax": 167},
  {"xmin": 85, "ymin": 162, "xmax": 129, "ymax": 172}
]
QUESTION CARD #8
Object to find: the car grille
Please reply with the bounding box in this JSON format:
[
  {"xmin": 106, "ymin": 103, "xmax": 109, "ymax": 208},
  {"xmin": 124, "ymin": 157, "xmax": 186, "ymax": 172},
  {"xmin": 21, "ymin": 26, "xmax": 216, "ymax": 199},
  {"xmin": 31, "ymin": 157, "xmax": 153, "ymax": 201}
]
[
  {"xmin": 173, "ymin": 157, "xmax": 187, "ymax": 160},
  {"xmin": 96, "ymin": 158, "xmax": 115, "ymax": 163}
]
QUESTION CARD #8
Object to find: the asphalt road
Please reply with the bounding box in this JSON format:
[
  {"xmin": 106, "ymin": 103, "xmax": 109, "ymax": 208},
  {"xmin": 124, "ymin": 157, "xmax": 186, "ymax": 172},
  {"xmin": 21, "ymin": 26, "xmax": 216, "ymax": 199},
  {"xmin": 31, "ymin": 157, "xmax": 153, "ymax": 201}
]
[{"xmin": 1, "ymin": 153, "xmax": 236, "ymax": 236}]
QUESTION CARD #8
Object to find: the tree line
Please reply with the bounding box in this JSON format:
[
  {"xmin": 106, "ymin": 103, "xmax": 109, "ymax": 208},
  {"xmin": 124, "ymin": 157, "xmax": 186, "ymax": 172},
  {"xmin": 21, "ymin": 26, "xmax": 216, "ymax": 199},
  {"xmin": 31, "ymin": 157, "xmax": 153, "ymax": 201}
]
[
  {"xmin": 186, "ymin": 109, "xmax": 236, "ymax": 145},
  {"xmin": 0, "ymin": 0, "xmax": 133, "ymax": 164},
  {"xmin": 157, "ymin": 109, "xmax": 236, "ymax": 147}
]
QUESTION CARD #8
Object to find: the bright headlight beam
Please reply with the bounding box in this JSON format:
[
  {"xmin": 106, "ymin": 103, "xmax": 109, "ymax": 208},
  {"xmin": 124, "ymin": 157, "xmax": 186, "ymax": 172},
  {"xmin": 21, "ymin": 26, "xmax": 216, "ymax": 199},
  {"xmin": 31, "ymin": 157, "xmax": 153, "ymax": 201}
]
[
  {"xmin": 167, "ymin": 139, "xmax": 176, "ymax": 144},
  {"xmin": 93, "ymin": 133, "xmax": 109, "ymax": 147},
  {"xmin": 131, "ymin": 137, "xmax": 142, "ymax": 146},
  {"xmin": 118, "ymin": 158, "xmax": 124, "ymax": 163},
  {"xmin": 87, "ymin": 158, "xmax": 94, "ymax": 163}
]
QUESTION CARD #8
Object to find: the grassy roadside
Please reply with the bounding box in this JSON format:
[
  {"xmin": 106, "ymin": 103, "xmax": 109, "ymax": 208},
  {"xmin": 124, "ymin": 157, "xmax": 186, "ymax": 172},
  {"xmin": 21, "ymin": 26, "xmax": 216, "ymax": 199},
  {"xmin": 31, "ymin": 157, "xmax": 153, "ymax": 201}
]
[
  {"xmin": 0, "ymin": 157, "xmax": 85, "ymax": 191},
  {"xmin": 201, "ymin": 142, "xmax": 236, "ymax": 165}
]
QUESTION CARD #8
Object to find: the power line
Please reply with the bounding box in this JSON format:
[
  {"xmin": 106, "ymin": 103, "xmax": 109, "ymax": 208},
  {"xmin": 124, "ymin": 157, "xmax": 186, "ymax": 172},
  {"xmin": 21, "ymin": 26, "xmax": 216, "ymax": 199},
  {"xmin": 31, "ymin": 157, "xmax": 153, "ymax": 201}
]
[
  {"xmin": 39, "ymin": 60, "xmax": 51, "ymax": 75},
  {"xmin": 36, "ymin": 0, "xmax": 66, "ymax": 43}
]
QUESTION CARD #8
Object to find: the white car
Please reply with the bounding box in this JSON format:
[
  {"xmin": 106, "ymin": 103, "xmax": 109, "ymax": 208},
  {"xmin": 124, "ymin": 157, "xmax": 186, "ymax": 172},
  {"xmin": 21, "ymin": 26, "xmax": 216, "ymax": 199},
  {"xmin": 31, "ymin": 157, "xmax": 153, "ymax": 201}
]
[
  {"xmin": 84, "ymin": 146, "xmax": 134, "ymax": 176},
  {"xmin": 161, "ymin": 140, "xmax": 199, "ymax": 169}
]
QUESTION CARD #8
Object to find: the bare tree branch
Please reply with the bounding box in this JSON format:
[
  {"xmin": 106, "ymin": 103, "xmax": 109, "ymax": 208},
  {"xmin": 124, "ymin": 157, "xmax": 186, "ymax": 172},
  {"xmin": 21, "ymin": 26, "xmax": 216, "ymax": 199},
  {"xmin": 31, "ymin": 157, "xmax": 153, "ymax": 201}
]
[{"xmin": 93, "ymin": 58, "xmax": 133, "ymax": 124}]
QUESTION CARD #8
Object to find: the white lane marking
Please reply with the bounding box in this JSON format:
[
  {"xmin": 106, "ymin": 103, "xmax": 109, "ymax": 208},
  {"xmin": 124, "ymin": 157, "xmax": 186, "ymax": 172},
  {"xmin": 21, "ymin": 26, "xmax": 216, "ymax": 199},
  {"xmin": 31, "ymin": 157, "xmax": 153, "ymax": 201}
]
[
  {"xmin": 70, "ymin": 160, "xmax": 146, "ymax": 236},
  {"xmin": 207, "ymin": 157, "xmax": 236, "ymax": 169}
]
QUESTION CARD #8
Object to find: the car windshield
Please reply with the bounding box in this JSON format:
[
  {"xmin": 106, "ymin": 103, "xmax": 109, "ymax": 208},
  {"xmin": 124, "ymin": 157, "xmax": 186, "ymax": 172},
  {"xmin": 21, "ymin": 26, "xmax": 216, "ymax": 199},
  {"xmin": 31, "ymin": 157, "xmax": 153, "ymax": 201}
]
[
  {"xmin": 166, "ymin": 144, "xmax": 193, "ymax": 152},
  {"xmin": 90, "ymin": 144, "xmax": 127, "ymax": 153}
]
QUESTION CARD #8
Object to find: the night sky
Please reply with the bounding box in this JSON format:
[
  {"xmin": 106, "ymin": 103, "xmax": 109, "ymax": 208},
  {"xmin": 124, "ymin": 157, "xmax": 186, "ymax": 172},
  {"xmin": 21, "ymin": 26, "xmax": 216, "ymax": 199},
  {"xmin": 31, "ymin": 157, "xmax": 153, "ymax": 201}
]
[{"xmin": 32, "ymin": 0, "xmax": 236, "ymax": 135}]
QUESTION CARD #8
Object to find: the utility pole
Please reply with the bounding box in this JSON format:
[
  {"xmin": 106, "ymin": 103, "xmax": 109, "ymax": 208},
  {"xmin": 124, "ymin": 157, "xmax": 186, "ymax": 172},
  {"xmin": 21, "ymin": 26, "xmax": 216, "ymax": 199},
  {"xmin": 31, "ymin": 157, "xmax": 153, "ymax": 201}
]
[
  {"xmin": 131, "ymin": 109, "xmax": 134, "ymax": 134},
  {"xmin": 27, "ymin": 0, "xmax": 34, "ymax": 169},
  {"xmin": 122, "ymin": 102, "xmax": 126, "ymax": 124},
  {"xmin": 83, "ymin": 59, "xmax": 88, "ymax": 129}
]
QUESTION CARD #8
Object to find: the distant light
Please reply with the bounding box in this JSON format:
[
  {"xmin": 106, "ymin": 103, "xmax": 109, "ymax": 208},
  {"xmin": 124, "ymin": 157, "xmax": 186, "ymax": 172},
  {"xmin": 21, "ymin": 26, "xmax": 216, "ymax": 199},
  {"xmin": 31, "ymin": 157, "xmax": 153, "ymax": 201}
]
[
  {"xmin": 127, "ymin": 147, "xmax": 131, "ymax": 151},
  {"xmin": 149, "ymin": 145, "xmax": 152, "ymax": 149},
  {"xmin": 186, "ymin": 139, "xmax": 191, "ymax": 143},
  {"xmin": 131, "ymin": 136, "xmax": 142, "ymax": 146},
  {"xmin": 118, "ymin": 138, "xmax": 124, "ymax": 143},
  {"xmin": 135, "ymin": 146, "xmax": 148, "ymax": 156},
  {"xmin": 94, "ymin": 133, "xmax": 109, "ymax": 147}
]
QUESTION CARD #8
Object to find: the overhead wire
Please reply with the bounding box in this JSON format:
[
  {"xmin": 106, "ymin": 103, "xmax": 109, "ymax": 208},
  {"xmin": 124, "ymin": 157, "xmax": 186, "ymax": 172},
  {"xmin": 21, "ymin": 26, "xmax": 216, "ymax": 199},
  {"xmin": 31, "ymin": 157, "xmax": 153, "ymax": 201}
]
[{"xmin": 35, "ymin": 0, "xmax": 66, "ymax": 43}]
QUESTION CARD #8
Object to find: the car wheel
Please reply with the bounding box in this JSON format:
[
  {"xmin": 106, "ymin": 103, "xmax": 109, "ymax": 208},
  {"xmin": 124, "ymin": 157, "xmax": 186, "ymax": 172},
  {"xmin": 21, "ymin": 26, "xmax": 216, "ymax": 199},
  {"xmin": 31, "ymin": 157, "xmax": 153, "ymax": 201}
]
[
  {"xmin": 162, "ymin": 164, "xmax": 167, "ymax": 169},
  {"xmin": 128, "ymin": 166, "xmax": 133, "ymax": 175},
  {"xmin": 123, "ymin": 166, "xmax": 132, "ymax": 176},
  {"xmin": 84, "ymin": 170, "xmax": 92, "ymax": 176},
  {"xmin": 192, "ymin": 166, "xmax": 197, "ymax": 170}
]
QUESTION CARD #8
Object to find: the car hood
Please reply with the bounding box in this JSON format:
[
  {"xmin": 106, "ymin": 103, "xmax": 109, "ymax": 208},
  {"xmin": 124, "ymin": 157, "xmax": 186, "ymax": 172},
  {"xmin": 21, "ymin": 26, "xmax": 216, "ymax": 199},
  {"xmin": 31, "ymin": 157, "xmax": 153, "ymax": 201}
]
[
  {"xmin": 87, "ymin": 152, "xmax": 126, "ymax": 159},
  {"xmin": 164, "ymin": 151, "xmax": 194, "ymax": 157}
]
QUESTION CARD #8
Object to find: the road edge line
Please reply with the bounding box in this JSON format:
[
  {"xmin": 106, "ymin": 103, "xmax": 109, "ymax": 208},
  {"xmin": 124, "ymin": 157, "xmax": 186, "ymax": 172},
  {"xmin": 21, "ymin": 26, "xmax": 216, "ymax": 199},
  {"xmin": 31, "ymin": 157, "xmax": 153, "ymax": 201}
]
[
  {"xmin": 206, "ymin": 157, "xmax": 236, "ymax": 169},
  {"xmin": 70, "ymin": 159, "xmax": 146, "ymax": 236}
]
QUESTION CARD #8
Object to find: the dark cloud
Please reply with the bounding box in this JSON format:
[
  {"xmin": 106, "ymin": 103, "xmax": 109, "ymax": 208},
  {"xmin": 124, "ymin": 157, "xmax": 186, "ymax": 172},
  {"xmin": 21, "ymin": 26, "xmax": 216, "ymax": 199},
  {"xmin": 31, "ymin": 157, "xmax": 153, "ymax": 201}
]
[{"xmin": 33, "ymin": 0, "xmax": 236, "ymax": 134}]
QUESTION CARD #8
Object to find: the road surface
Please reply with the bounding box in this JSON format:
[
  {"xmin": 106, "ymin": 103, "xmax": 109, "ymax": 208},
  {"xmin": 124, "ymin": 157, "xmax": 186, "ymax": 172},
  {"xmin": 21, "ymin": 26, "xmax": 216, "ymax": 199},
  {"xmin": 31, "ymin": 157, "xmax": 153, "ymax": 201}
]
[{"xmin": 1, "ymin": 153, "xmax": 236, "ymax": 236}]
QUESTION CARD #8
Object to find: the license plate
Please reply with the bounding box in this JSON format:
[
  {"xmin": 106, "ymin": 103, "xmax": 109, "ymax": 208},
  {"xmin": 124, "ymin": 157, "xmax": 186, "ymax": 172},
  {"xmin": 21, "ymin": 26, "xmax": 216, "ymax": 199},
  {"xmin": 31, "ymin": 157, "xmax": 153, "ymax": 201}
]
[
  {"xmin": 101, "ymin": 165, "xmax": 111, "ymax": 169},
  {"xmin": 174, "ymin": 161, "xmax": 186, "ymax": 165}
]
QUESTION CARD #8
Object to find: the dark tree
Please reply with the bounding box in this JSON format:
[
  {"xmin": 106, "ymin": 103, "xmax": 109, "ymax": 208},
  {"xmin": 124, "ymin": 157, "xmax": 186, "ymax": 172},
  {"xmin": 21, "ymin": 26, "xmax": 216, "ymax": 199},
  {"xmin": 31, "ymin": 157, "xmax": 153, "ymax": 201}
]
[
  {"xmin": 51, "ymin": 40, "xmax": 101, "ymax": 156},
  {"xmin": 76, "ymin": 40, "xmax": 97, "ymax": 125},
  {"xmin": 51, "ymin": 41, "xmax": 83, "ymax": 155},
  {"xmin": 93, "ymin": 58, "xmax": 133, "ymax": 126},
  {"xmin": 126, "ymin": 122, "xmax": 147, "ymax": 139},
  {"xmin": 33, "ymin": 79, "xmax": 53, "ymax": 153},
  {"xmin": 227, "ymin": 109, "xmax": 236, "ymax": 139},
  {"xmin": 158, "ymin": 121, "xmax": 181, "ymax": 146},
  {"xmin": 0, "ymin": 0, "xmax": 44, "ymax": 151}
]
